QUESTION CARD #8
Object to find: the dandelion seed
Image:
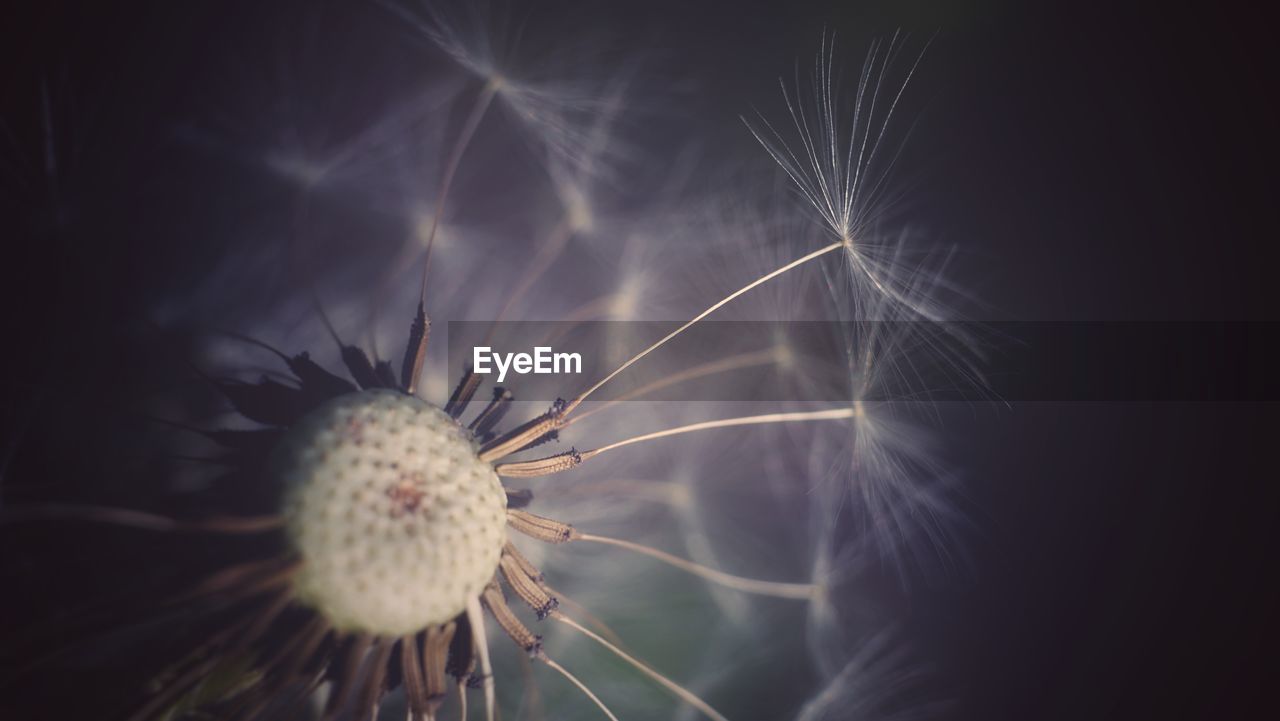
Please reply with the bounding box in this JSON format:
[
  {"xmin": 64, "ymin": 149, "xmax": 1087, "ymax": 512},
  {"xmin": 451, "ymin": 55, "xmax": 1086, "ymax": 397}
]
[
  {"xmin": 795, "ymin": 631, "xmax": 940, "ymax": 721},
  {"xmin": 747, "ymin": 32, "xmax": 954, "ymax": 324},
  {"xmin": 387, "ymin": 0, "xmax": 634, "ymax": 180}
]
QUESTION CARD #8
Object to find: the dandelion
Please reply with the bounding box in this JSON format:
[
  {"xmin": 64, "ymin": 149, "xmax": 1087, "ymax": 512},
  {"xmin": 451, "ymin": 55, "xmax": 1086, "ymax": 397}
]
[
  {"xmin": 1, "ymin": 7, "xmax": 973, "ymax": 721},
  {"xmin": 0, "ymin": 237, "xmax": 873, "ymax": 721}
]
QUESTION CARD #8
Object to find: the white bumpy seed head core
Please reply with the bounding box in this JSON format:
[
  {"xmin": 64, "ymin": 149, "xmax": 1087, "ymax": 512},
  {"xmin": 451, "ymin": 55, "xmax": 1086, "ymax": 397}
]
[{"xmin": 274, "ymin": 389, "xmax": 507, "ymax": 636}]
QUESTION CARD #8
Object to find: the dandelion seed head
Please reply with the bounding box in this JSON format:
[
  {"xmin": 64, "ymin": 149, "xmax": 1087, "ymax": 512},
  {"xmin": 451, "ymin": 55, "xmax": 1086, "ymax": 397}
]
[{"xmin": 277, "ymin": 390, "xmax": 507, "ymax": 635}]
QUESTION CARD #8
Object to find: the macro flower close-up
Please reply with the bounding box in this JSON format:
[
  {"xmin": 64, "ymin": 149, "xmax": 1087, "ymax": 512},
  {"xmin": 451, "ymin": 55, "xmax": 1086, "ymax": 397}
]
[{"xmin": 2, "ymin": 2, "xmax": 1276, "ymax": 721}]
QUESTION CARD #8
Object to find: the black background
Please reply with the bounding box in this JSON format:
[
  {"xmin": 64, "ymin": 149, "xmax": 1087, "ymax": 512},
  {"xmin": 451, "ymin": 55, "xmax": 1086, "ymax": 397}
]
[{"xmin": 2, "ymin": 1, "xmax": 1277, "ymax": 720}]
